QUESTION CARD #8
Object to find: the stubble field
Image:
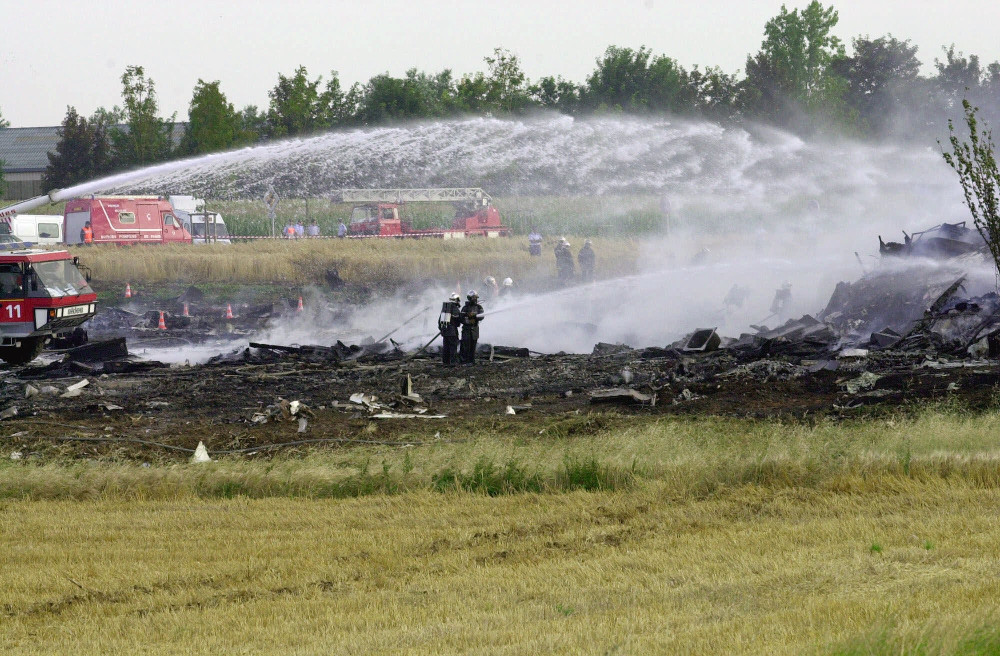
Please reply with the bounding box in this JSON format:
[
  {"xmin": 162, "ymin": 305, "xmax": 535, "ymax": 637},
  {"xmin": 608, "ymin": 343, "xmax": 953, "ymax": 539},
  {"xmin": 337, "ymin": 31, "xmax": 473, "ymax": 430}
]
[{"xmin": 4, "ymin": 411, "xmax": 1000, "ymax": 654}]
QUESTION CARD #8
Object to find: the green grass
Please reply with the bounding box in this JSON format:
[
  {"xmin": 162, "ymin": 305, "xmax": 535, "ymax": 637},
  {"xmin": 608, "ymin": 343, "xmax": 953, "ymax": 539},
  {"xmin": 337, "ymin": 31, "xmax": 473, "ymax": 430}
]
[{"xmin": 6, "ymin": 409, "xmax": 1000, "ymax": 501}]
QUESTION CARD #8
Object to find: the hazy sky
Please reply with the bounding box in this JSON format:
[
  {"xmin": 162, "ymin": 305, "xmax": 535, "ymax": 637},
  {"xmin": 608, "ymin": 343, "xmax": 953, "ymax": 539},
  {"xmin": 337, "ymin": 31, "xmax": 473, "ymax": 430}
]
[{"xmin": 2, "ymin": 0, "xmax": 999, "ymax": 127}]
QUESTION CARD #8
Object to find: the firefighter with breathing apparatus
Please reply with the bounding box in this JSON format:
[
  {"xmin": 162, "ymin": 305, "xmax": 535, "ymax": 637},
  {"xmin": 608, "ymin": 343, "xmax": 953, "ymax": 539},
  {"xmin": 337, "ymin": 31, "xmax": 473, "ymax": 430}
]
[
  {"xmin": 438, "ymin": 292, "xmax": 462, "ymax": 365},
  {"xmin": 460, "ymin": 290, "xmax": 485, "ymax": 365}
]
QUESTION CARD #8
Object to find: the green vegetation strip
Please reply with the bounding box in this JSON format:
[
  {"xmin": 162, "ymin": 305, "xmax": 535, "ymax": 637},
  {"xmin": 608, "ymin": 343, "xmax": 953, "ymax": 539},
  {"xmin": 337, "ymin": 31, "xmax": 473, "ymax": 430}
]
[{"xmin": 5, "ymin": 410, "xmax": 1000, "ymax": 501}]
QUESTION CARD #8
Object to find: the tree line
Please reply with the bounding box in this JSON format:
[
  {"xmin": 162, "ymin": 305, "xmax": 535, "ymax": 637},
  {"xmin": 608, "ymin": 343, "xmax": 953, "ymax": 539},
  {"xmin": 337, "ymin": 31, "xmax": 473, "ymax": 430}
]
[{"xmin": 19, "ymin": 1, "xmax": 1000, "ymax": 193}]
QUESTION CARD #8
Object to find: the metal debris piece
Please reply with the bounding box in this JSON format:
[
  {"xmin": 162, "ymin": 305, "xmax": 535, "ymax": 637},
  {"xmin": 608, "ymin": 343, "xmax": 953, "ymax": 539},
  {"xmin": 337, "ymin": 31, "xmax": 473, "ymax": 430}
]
[
  {"xmin": 0, "ymin": 406, "xmax": 18, "ymax": 420},
  {"xmin": 837, "ymin": 348, "xmax": 869, "ymax": 359},
  {"xmin": 399, "ymin": 374, "xmax": 423, "ymax": 403},
  {"xmin": 842, "ymin": 372, "xmax": 882, "ymax": 394},
  {"xmin": 349, "ymin": 393, "xmax": 382, "ymax": 409},
  {"xmin": 24, "ymin": 385, "xmax": 39, "ymax": 398},
  {"xmin": 65, "ymin": 338, "xmax": 129, "ymax": 363},
  {"xmin": 66, "ymin": 379, "xmax": 90, "ymax": 392},
  {"xmin": 371, "ymin": 412, "xmax": 446, "ymax": 419},
  {"xmin": 589, "ymin": 388, "xmax": 653, "ymax": 405},
  {"xmin": 870, "ymin": 327, "xmax": 902, "ymax": 349},
  {"xmin": 683, "ymin": 328, "xmax": 721, "ymax": 353}
]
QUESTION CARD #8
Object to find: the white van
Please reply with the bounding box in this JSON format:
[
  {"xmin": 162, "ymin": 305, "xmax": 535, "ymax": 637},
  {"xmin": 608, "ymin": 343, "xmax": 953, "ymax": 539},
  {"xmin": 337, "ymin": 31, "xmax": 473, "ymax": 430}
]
[
  {"xmin": 9, "ymin": 215, "xmax": 63, "ymax": 246},
  {"xmin": 168, "ymin": 195, "xmax": 231, "ymax": 244}
]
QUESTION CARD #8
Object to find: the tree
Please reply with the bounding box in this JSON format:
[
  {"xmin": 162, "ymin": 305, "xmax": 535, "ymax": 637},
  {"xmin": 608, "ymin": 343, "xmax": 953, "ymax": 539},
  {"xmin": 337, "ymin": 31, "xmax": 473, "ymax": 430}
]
[
  {"xmin": 46, "ymin": 107, "xmax": 93, "ymax": 189},
  {"xmin": 356, "ymin": 69, "xmax": 459, "ymax": 123},
  {"xmin": 236, "ymin": 105, "xmax": 268, "ymax": 144},
  {"xmin": 941, "ymin": 100, "xmax": 1000, "ymax": 278},
  {"xmin": 529, "ymin": 76, "xmax": 582, "ymax": 113},
  {"xmin": 266, "ymin": 66, "xmax": 326, "ymax": 137},
  {"xmin": 688, "ymin": 66, "xmax": 740, "ymax": 120},
  {"xmin": 455, "ymin": 72, "xmax": 490, "ymax": 112},
  {"xmin": 833, "ymin": 35, "xmax": 921, "ymax": 134},
  {"xmin": 109, "ymin": 65, "xmax": 175, "ymax": 167},
  {"xmin": 180, "ymin": 80, "xmax": 242, "ymax": 155},
  {"xmin": 742, "ymin": 2, "xmax": 845, "ymax": 123},
  {"xmin": 484, "ymin": 48, "xmax": 529, "ymax": 113},
  {"xmin": 585, "ymin": 46, "xmax": 658, "ymax": 111},
  {"xmin": 583, "ymin": 46, "xmax": 695, "ymax": 114},
  {"xmin": 319, "ymin": 72, "xmax": 360, "ymax": 126},
  {"xmin": 44, "ymin": 107, "xmax": 115, "ymax": 190}
]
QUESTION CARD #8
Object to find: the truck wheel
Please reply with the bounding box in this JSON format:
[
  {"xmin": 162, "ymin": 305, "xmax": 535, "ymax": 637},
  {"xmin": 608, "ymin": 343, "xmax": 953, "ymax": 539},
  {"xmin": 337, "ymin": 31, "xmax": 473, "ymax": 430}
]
[{"xmin": 0, "ymin": 337, "xmax": 45, "ymax": 365}]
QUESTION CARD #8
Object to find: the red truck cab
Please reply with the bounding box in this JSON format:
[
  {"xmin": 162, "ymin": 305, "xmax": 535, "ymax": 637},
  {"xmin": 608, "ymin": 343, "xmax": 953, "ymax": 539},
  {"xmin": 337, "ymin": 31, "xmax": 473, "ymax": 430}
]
[
  {"xmin": 348, "ymin": 203, "xmax": 403, "ymax": 236},
  {"xmin": 64, "ymin": 196, "xmax": 192, "ymax": 245},
  {"xmin": 450, "ymin": 203, "xmax": 507, "ymax": 237},
  {"xmin": 0, "ymin": 249, "xmax": 97, "ymax": 364}
]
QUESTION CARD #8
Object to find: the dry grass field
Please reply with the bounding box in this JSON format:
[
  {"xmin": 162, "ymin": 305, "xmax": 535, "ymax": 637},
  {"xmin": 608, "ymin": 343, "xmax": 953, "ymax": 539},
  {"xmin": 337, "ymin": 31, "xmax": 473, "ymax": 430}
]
[
  {"xmin": 4, "ymin": 411, "xmax": 1000, "ymax": 654},
  {"xmin": 68, "ymin": 236, "xmax": 638, "ymax": 287}
]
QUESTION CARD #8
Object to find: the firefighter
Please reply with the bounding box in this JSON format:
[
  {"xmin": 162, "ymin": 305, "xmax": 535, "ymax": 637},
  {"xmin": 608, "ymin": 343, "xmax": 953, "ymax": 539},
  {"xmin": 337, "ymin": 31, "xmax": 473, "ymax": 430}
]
[
  {"xmin": 483, "ymin": 276, "xmax": 499, "ymax": 301},
  {"xmin": 80, "ymin": 221, "xmax": 93, "ymax": 245},
  {"xmin": 438, "ymin": 292, "xmax": 462, "ymax": 365},
  {"xmin": 724, "ymin": 284, "xmax": 749, "ymax": 310},
  {"xmin": 555, "ymin": 238, "xmax": 574, "ymax": 283},
  {"xmin": 498, "ymin": 277, "xmax": 514, "ymax": 298},
  {"xmin": 577, "ymin": 239, "xmax": 596, "ymax": 282},
  {"xmin": 338, "ymin": 221, "xmax": 348, "ymax": 238},
  {"xmin": 459, "ymin": 290, "xmax": 484, "ymax": 365},
  {"xmin": 0, "ymin": 265, "xmax": 22, "ymax": 295},
  {"xmin": 528, "ymin": 229, "xmax": 543, "ymax": 256},
  {"xmin": 770, "ymin": 282, "xmax": 792, "ymax": 315}
]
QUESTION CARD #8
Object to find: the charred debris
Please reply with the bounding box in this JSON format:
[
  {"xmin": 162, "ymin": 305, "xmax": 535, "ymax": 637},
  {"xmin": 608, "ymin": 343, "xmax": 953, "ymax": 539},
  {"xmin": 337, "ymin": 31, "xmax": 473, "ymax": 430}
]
[{"xmin": 6, "ymin": 229, "xmax": 1000, "ymax": 437}]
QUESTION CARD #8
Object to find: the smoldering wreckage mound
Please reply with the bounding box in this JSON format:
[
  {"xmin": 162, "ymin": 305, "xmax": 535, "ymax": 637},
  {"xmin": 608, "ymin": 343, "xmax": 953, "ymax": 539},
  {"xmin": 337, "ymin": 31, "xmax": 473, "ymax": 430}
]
[{"xmin": 5, "ymin": 239, "xmax": 1000, "ymax": 461}]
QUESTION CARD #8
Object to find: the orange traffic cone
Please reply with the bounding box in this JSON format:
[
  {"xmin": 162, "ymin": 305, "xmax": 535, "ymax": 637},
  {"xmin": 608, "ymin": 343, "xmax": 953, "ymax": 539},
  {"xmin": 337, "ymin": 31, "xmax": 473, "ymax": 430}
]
[
  {"xmin": 296, "ymin": 296, "xmax": 304, "ymax": 312},
  {"xmin": 125, "ymin": 283, "xmax": 132, "ymax": 299},
  {"xmin": 182, "ymin": 302, "xmax": 190, "ymax": 317},
  {"xmin": 157, "ymin": 311, "xmax": 167, "ymax": 330},
  {"xmin": 224, "ymin": 303, "xmax": 234, "ymax": 320}
]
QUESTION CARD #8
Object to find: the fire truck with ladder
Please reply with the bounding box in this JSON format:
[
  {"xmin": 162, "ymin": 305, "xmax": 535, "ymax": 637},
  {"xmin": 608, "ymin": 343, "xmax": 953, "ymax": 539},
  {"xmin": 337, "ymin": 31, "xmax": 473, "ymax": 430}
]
[
  {"xmin": 335, "ymin": 188, "xmax": 510, "ymax": 238},
  {"xmin": 0, "ymin": 191, "xmax": 98, "ymax": 364}
]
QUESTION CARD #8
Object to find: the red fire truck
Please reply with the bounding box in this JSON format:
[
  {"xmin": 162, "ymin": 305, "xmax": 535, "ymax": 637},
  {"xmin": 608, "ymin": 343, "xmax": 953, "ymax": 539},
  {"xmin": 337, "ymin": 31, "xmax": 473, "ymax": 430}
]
[
  {"xmin": 63, "ymin": 195, "xmax": 193, "ymax": 245},
  {"xmin": 337, "ymin": 188, "xmax": 510, "ymax": 238},
  {"xmin": 0, "ymin": 191, "xmax": 98, "ymax": 364}
]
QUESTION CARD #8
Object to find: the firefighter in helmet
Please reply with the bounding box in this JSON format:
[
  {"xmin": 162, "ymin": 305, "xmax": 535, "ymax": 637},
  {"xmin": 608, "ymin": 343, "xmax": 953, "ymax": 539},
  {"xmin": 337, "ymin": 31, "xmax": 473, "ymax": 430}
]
[
  {"xmin": 498, "ymin": 277, "xmax": 514, "ymax": 298},
  {"xmin": 438, "ymin": 292, "xmax": 462, "ymax": 365},
  {"xmin": 460, "ymin": 290, "xmax": 484, "ymax": 365},
  {"xmin": 484, "ymin": 276, "xmax": 499, "ymax": 301},
  {"xmin": 555, "ymin": 237, "xmax": 574, "ymax": 283}
]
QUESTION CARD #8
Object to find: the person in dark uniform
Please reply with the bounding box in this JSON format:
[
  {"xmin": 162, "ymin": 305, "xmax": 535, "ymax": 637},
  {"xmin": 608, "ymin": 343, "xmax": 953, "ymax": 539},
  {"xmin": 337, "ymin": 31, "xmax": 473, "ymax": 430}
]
[
  {"xmin": 554, "ymin": 237, "xmax": 574, "ymax": 283},
  {"xmin": 577, "ymin": 239, "xmax": 595, "ymax": 282},
  {"xmin": 438, "ymin": 292, "xmax": 462, "ymax": 365},
  {"xmin": 770, "ymin": 282, "xmax": 792, "ymax": 315},
  {"xmin": 459, "ymin": 290, "xmax": 484, "ymax": 365}
]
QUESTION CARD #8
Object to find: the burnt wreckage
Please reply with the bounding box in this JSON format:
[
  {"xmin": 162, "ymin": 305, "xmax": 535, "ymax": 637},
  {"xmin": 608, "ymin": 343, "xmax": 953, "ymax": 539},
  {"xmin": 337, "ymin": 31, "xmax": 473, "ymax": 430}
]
[{"xmin": 6, "ymin": 219, "xmax": 1000, "ymax": 457}]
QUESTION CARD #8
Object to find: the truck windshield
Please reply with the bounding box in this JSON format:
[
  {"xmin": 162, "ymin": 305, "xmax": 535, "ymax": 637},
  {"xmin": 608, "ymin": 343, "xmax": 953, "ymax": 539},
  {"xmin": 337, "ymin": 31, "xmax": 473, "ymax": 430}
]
[
  {"xmin": 31, "ymin": 260, "xmax": 93, "ymax": 297},
  {"xmin": 350, "ymin": 206, "xmax": 375, "ymax": 224},
  {"xmin": 191, "ymin": 221, "xmax": 230, "ymax": 238}
]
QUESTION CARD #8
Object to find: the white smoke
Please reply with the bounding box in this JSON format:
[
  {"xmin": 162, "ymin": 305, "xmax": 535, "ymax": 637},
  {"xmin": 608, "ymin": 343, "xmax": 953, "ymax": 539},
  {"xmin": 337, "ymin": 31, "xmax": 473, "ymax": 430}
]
[{"xmin": 81, "ymin": 112, "xmax": 983, "ymax": 355}]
